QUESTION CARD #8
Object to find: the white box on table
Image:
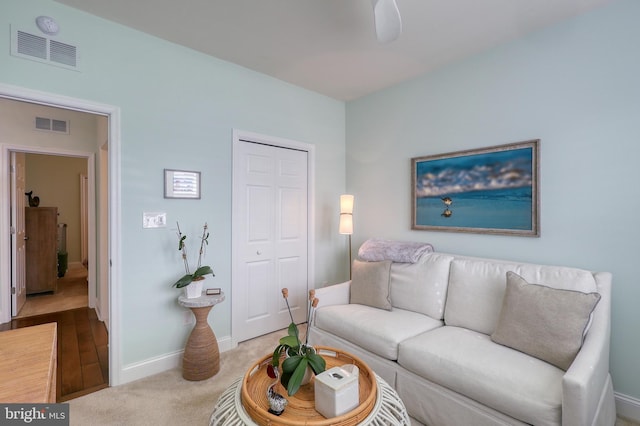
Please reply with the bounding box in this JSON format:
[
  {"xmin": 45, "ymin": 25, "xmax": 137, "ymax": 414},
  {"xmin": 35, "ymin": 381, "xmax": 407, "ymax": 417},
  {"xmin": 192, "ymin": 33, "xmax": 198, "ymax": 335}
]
[{"xmin": 314, "ymin": 365, "xmax": 359, "ymax": 418}]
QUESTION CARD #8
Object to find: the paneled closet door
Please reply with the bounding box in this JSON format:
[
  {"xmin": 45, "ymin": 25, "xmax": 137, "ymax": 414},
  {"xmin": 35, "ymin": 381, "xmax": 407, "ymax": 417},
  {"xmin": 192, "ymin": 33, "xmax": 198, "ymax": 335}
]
[{"xmin": 233, "ymin": 140, "xmax": 308, "ymax": 343}]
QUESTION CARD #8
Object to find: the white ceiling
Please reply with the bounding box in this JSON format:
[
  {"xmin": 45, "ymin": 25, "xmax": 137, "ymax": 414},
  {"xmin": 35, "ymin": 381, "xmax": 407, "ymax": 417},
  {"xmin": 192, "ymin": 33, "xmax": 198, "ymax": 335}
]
[{"xmin": 53, "ymin": 0, "xmax": 615, "ymax": 101}]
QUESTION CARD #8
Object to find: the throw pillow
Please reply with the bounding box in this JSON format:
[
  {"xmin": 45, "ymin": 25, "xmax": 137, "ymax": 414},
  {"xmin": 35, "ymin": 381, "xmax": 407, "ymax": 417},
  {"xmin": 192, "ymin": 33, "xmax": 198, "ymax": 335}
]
[
  {"xmin": 491, "ymin": 271, "xmax": 601, "ymax": 370},
  {"xmin": 350, "ymin": 259, "xmax": 392, "ymax": 310}
]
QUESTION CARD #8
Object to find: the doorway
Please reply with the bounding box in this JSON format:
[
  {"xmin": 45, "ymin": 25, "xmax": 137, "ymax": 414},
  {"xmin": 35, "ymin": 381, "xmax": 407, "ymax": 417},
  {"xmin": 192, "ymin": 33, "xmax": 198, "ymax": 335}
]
[
  {"xmin": 13, "ymin": 152, "xmax": 90, "ymax": 319},
  {"xmin": 0, "ymin": 83, "xmax": 122, "ymax": 389},
  {"xmin": 1, "ymin": 99, "xmax": 102, "ymax": 319},
  {"xmin": 231, "ymin": 130, "xmax": 315, "ymax": 344}
]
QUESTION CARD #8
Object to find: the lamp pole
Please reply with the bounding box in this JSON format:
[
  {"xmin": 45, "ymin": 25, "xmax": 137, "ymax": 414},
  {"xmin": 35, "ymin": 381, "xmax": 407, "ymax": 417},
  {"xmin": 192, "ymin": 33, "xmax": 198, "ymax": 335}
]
[{"xmin": 339, "ymin": 194, "xmax": 354, "ymax": 280}]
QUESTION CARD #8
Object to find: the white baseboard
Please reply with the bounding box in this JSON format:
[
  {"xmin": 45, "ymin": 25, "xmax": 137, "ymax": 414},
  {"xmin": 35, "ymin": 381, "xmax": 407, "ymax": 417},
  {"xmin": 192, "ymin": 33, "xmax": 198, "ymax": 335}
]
[
  {"xmin": 218, "ymin": 336, "xmax": 234, "ymax": 353},
  {"xmin": 118, "ymin": 335, "xmax": 233, "ymax": 385},
  {"xmin": 93, "ymin": 305, "xmax": 109, "ymax": 332},
  {"xmin": 100, "ymin": 313, "xmax": 109, "ymax": 333},
  {"xmin": 616, "ymin": 392, "xmax": 640, "ymax": 422}
]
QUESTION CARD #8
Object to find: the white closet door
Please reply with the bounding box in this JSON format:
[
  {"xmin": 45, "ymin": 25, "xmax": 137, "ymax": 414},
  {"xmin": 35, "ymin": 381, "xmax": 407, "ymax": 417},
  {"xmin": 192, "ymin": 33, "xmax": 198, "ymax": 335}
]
[{"xmin": 233, "ymin": 140, "xmax": 308, "ymax": 343}]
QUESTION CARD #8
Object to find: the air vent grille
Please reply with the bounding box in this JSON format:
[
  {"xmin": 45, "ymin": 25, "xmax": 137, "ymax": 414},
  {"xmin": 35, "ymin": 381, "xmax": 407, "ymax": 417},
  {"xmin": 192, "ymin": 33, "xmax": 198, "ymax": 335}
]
[
  {"xmin": 35, "ymin": 117, "xmax": 69, "ymax": 134},
  {"xmin": 17, "ymin": 31, "xmax": 47, "ymax": 59},
  {"xmin": 35, "ymin": 117, "xmax": 51, "ymax": 130},
  {"xmin": 50, "ymin": 40, "xmax": 77, "ymax": 67},
  {"xmin": 11, "ymin": 27, "xmax": 80, "ymax": 71},
  {"xmin": 52, "ymin": 119, "xmax": 68, "ymax": 132}
]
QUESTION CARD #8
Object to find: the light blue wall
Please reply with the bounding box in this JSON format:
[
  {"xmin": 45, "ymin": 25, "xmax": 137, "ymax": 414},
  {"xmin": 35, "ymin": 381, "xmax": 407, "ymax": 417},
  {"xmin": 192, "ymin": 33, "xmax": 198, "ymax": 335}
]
[
  {"xmin": 4, "ymin": 0, "xmax": 638, "ymax": 404},
  {"xmin": 0, "ymin": 1, "xmax": 346, "ymax": 368},
  {"xmin": 346, "ymin": 0, "xmax": 640, "ymax": 399}
]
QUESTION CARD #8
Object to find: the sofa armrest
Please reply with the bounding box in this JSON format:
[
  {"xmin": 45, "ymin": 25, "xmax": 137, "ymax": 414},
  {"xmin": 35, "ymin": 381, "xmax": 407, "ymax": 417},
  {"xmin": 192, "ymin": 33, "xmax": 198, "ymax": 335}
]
[
  {"xmin": 314, "ymin": 281, "xmax": 351, "ymax": 309},
  {"xmin": 562, "ymin": 272, "xmax": 613, "ymax": 426}
]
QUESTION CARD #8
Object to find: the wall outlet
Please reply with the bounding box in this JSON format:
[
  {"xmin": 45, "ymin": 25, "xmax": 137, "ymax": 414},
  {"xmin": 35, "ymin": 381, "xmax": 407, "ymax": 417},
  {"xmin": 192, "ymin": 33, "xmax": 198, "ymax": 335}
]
[{"xmin": 183, "ymin": 311, "xmax": 193, "ymax": 325}]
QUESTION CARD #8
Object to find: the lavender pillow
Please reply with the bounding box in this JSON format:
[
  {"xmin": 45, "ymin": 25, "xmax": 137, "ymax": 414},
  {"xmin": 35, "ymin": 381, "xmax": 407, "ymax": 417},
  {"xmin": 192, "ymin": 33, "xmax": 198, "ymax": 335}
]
[{"xmin": 358, "ymin": 238, "xmax": 433, "ymax": 263}]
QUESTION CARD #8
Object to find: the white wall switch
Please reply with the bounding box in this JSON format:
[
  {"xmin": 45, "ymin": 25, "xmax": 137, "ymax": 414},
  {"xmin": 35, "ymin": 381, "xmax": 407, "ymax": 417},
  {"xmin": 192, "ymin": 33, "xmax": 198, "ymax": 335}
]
[{"xmin": 143, "ymin": 212, "xmax": 167, "ymax": 228}]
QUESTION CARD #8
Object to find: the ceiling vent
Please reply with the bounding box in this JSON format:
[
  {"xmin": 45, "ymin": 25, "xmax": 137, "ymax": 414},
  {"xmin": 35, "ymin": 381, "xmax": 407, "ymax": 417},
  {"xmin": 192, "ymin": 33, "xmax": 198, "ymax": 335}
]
[
  {"xmin": 11, "ymin": 27, "xmax": 80, "ymax": 71},
  {"xmin": 35, "ymin": 117, "xmax": 70, "ymax": 134}
]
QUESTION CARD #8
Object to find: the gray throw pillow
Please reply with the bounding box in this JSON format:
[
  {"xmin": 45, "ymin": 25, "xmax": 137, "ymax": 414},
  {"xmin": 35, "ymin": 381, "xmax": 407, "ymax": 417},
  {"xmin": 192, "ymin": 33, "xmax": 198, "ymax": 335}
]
[
  {"xmin": 350, "ymin": 259, "xmax": 392, "ymax": 310},
  {"xmin": 491, "ymin": 271, "xmax": 601, "ymax": 371}
]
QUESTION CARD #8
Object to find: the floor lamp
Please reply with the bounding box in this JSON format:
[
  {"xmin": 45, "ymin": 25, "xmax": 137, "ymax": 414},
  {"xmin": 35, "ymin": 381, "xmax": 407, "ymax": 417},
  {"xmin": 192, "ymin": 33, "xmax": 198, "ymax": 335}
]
[{"xmin": 339, "ymin": 194, "xmax": 354, "ymax": 279}]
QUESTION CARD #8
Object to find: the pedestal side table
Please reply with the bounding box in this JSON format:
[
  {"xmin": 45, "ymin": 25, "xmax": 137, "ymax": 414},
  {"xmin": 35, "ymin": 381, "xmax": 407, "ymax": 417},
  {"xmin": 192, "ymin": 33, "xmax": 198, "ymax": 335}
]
[{"xmin": 178, "ymin": 291, "xmax": 225, "ymax": 381}]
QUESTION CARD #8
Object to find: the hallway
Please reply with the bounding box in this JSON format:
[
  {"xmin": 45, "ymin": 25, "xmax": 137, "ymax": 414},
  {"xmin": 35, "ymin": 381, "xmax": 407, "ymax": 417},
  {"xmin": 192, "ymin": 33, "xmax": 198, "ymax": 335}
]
[{"xmin": 16, "ymin": 264, "xmax": 89, "ymax": 318}]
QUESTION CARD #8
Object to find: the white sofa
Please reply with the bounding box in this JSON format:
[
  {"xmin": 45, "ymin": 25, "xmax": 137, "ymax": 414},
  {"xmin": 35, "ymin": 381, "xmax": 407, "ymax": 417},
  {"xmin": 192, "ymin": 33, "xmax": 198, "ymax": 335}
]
[{"xmin": 308, "ymin": 244, "xmax": 616, "ymax": 426}]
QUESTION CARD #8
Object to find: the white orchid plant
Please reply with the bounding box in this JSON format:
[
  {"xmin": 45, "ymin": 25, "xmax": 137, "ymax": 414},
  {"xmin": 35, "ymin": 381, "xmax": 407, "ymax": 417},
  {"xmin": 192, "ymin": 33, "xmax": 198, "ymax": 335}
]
[
  {"xmin": 270, "ymin": 288, "xmax": 325, "ymax": 396},
  {"xmin": 171, "ymin": 222, "xmax": 214, "ymax": 288}
]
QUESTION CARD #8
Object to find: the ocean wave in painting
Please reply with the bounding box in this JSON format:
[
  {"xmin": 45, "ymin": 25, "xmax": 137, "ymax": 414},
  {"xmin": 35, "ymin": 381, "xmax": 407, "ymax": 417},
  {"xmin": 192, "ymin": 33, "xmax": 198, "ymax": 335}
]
[{"xmin": 415, "ymin": 147, "xmax": 533, "ymax": 198}]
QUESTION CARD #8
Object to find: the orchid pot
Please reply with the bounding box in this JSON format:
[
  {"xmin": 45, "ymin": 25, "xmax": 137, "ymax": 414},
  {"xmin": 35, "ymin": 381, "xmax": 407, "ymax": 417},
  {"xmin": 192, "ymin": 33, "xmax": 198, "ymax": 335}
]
[{"xmin": 183, "ymin": 277, "xmax": 204, "ymax": 299}]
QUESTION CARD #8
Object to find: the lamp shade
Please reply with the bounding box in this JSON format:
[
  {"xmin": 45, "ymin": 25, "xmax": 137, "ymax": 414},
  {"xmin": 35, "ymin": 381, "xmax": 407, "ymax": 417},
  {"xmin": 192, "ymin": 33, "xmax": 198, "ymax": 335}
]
[
  {"xmin": 339, "ymin": 213, "xmax": 353, "ymax": 235},
  {"xmin": 340, "ymin": 194, "xmax": 354, "ymax": 214}
]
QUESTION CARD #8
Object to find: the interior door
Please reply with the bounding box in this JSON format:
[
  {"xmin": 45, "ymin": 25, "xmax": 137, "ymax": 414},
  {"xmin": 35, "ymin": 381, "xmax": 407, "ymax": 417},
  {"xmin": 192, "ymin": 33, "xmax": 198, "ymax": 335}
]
[
  {"xmin": 233, "ymin": 140, "xmax": 308, "ymax": 343},
  {"xmin": 11, "ymin": 151, "xmax": 27, "ymax": 316}
]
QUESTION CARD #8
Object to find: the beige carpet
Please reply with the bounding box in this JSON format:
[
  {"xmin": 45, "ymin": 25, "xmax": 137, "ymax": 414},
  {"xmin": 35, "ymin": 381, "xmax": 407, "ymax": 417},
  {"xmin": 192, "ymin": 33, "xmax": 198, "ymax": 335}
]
[
  {"xmin": 68, "ymin": 326, "xmax": 639, "ymax": 426},
  {"xmin": 68, "ymin": 329, "xmax": 282, "ymax": 426}
]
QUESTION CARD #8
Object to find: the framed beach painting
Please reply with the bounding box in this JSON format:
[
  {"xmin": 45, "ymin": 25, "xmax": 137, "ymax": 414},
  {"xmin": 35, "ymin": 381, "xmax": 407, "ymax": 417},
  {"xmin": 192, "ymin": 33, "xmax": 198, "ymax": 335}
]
[{"xmin": 411, "ymin": 140, "xmax": 540, "ymax": 237}]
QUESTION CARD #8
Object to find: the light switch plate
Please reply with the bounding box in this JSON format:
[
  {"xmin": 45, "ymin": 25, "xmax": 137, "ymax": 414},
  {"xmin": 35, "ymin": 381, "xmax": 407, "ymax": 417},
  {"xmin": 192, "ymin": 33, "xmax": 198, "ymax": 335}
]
[{"xmin": 143, "ymin": 212, "xmax": 167, "ymax": 228}]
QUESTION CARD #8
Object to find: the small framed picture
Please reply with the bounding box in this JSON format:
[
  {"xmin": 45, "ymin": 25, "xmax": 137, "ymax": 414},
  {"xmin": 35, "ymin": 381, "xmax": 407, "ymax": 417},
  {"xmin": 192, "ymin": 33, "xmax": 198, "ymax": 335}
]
[{"xmin": 164, "ymin": 169, "xmax": 201, "ymax": 199}]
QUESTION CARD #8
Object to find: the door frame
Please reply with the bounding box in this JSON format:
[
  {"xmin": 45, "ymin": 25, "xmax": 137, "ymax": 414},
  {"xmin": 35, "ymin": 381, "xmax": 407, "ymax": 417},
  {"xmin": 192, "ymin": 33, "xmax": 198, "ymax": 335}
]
[
  {"xmin": 10, "ymin": 148, "xmax": 94, "ymax": 305},
  {"xmin": 0, "ymin": 83, "xmax": 123, "ymax": 386},
  {"xmin": 231, "ymin": 129, "xmax": 315, "ymax": 347}
]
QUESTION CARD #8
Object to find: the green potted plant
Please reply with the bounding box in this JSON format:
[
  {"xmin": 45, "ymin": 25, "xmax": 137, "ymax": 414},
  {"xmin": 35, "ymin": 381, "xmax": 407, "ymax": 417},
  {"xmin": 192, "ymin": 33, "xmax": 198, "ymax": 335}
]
[
  {"xmin": 172, "ymin": 222, "xmax": 214, "ymax": 298},
  {"xmin": 271, "ymin": 288, "xmax": 326, "ymax": 396}
]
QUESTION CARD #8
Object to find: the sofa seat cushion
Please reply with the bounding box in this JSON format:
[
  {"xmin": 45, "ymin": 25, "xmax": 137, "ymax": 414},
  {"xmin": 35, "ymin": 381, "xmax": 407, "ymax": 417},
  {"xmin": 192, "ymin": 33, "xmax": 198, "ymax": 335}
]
[
  {"xmin": 314, "ymin": 304, "xmax": 443, "ymax": 360},
  {"xmin": 398, "ymin": 326, "xmax": 564, "ymax": 426}
]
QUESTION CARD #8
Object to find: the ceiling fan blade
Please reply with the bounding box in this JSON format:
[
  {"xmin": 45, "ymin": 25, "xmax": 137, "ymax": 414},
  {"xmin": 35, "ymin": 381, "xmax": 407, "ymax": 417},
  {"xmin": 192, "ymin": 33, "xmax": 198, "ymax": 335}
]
[{"xmin": 371, "ymin": 0, "xmax": 402, "ymax": 43}]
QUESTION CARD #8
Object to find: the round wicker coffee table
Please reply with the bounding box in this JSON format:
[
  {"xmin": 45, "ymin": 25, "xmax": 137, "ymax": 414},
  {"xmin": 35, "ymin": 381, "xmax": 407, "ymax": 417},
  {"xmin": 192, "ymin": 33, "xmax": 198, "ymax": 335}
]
[{"xmin": 209, "ymin": 347, "xmax": 409, "ymax": 426}]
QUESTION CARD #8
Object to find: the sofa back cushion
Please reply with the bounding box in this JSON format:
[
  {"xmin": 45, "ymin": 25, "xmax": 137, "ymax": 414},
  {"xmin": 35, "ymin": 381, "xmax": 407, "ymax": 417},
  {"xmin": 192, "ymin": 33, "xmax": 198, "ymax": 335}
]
[
  {"xmin": 350, "ymin": 259, "xmax": 393, "ymax": 310},
  {"xmin": 444, "ymin": 257, "xmax": 598, "ymax": 335},
  {"xmin": 389, "ymin": 253, "xmax": 453, "ymax": 320},
  {"xmin": 491, "ymin": 272, "xmax": 601, "ymax": 370}
]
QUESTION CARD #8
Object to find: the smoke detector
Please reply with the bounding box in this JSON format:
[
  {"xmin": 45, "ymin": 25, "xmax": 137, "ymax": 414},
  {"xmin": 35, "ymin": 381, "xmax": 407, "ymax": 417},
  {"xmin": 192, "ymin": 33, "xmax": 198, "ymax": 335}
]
[{"xmin": 35, "ymin": 16, "xmax": 59, "ymax": 36}]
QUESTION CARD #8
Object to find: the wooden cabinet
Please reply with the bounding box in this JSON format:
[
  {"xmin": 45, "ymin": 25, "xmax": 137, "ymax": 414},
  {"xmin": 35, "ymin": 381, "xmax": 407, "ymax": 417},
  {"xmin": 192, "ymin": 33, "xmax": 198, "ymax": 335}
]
[{"xmin": 25, "ymin": 207, "xmax": 58, "ymax": 294}]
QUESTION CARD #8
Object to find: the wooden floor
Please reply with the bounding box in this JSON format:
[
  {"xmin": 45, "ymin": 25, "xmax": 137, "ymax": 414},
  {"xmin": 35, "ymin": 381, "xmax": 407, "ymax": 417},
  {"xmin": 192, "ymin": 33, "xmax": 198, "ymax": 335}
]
[
  {"xmin": 16, "ymin": 264, "xmax": 89, "ymax": 318},
  {"xmin": 0, "ymin": 307, "xmax": 109, "ymax": 402}
]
